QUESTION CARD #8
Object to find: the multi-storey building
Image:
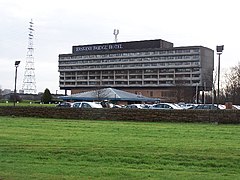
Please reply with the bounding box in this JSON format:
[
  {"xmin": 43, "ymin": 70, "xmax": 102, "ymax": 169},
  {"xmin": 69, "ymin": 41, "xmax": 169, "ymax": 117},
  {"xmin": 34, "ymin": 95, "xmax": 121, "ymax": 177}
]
[{"xmin": 58, "ymin": 39, "xmax": 214, "ymax": 102}]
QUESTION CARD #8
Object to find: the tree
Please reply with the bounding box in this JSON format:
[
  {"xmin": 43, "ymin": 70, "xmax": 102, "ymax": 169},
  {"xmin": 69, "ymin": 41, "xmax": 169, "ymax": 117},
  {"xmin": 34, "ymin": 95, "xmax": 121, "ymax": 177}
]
[
  {"xmin": 173, "ymin": 75, "xmax": 195, "ymax": 103},
  {"xmin": 0, "ymin": 86, "xmax": 2, "ymax": 100},
  {"xmin": 9, "ymin": 93, "xmax": 22, "ymax": 102},
  {"xmin": 41, "ymin": 88, "xmax": 52, "ymax": 104},
  {"xmin": 224, "ymin": 62, "xmax": 240, "ymax": 104},
  {"xmin": 91, "ymin": 88, "xmax": 109, "ymax": 101}
]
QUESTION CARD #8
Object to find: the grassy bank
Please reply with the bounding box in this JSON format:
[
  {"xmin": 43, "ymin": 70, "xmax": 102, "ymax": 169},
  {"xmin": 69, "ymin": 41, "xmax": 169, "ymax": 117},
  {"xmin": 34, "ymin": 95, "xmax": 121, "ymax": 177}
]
[
  {"xmin": 0, "ymin": 102, "xmax": 55, "ymax": 107},
  {"xmin": 0, "ymin": 117, "xmax": 239, "ymax": 179}
]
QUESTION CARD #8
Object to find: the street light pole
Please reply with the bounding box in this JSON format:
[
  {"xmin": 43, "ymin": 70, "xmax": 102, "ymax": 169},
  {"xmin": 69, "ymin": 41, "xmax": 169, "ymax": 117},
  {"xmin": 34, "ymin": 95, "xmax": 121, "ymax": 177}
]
[
  {"xmin": 14, "ymin": 61, "xmax": 21, "ymax": 107},
  {"xmin": 216, "ymin": 45, "xmax": 224, "ymax": 109}
]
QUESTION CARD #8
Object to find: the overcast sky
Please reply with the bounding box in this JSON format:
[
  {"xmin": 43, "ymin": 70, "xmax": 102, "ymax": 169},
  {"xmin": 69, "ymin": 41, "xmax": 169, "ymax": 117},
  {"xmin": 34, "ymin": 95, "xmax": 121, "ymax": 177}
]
[{"xmin": 0, "ymin": 0, "xmax": 239, "ymax": 94}]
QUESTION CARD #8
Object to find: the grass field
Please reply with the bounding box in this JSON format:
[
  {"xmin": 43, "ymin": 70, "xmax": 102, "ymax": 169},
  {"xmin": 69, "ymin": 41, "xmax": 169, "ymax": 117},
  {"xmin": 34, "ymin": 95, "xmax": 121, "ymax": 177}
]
[{"xmin": 0, "ymin": 117, "xmax": 240, "ymax": 179}]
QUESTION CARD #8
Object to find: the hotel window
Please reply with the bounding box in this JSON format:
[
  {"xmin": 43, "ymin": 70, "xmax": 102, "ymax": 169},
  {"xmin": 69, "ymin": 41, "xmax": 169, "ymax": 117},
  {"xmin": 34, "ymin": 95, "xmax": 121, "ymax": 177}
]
[
  {"xmin": 102, "ymin": 81, "xmax": 114, "ymax": 85},
  {"xmin": 159, "ymin": 69, "xmax": 174, "ymax": 73},
  {"xmin": 77, "ymin": 71, "xmax": 87, "ymax": 75},
  {"xmin": 193, "ymin": 55, "xmax": 200, "ymax": 59},
  {"xmin": 65, "ymin": 82, "xmax": 75, "ymax": 85},
  {"xmin": 150, "ymin": 91, "xmax": 153, "ymax": 97},
  {"xmin": 166, "ymin": 80, "xmax": 173, "ymax": 84},
  {"xmin": 89, "ymin": 76, "xmax": 100, "ymax": 79},
  {"xmin": 130, "ymin": 81, "xmax": 138, "ymax": 85},
  {"xmin": 193, "ymin": 80, "xmax": 200, "ymax": 84},
  {"xmin": 193, "ymin": 74, "xmax": 200, "ymax": 78},
  {"xmin": 144, "ymin": 69, "xmax": 157, "ymax": 73},
  {"xmin": 176, "ymin": 68, "xmax": 191, "ymax": 72},
  {"xmin": 77, "ymin": 76, "xmax": 87, "ymax": 80},
  {"xmin": 116, "ymin": 75, "xmax": 127, "ymax": 79},
  {"xmin": 175, "ymin": 49, "xmax": 183, "ymax": 53},
  {"xmin": 193, "ymin": 62, "xmax": 200, "ymax": 65},
  {"xmin": 183, "ymin": 49, "xmax": 190, "ymax": 53},
  {"xmin": 116, "ymin": 70, "xmax": 127, "ymax": 74},
  {"xmin": 89, "ymin": 81, "xmax": 99, "ymax": 85},
  {"xmin": 193, "ymin": 49, "xmax": 200, "ymax": 53},
  {"xmin": 159, "ymin": 51, "xmax": 166, "ymax": 54},
  {"xmin": 115, "ymin": 81, "xmax": 127, "ymax": 85},
  {"xmin": 193, "ymin": 68, "xmax": 200, "ymax": 72}
]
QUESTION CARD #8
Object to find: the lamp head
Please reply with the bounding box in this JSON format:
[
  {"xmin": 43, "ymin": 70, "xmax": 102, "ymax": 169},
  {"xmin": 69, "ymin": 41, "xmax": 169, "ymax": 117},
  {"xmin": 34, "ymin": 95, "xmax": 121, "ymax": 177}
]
[
  {"xmin": 216, "ymin": 45, "xmax": 224, "ymax": 54},
  {"xmin": 15, "ymin": 61, "xmax": 21, "ymax": 67}
]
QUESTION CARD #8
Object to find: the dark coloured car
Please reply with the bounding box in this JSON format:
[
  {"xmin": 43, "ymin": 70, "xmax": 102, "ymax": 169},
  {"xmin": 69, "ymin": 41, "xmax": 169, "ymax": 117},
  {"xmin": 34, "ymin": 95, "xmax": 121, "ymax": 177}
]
[{"xmin": 56, "ymin": 102, "xmax": 72, "ymax": 108}]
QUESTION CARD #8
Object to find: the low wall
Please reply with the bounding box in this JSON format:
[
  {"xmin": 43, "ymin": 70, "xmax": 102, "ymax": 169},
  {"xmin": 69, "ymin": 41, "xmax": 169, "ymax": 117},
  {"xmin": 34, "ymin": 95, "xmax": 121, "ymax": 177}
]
[{"xmin": 0, "ymin": 106, "xmax": 239, "ymax": 124}]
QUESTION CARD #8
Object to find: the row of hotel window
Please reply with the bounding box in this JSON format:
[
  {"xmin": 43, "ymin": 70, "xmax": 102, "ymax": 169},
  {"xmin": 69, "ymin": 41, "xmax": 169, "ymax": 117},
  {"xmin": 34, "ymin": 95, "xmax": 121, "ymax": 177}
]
[
  {"xmin": 60, "ymin": 68, "xmax": 200, "ymax": 76},
  {"xmin": 60, "ymin": 49, "xmax": 200, "ymax": 60},
  {"xmin": 60, "ymin": 74, "xmax": 200, "ymax": 80},
  {"xmin": 60, "ymin": 80, "xmax": 200, "ymax": 86},
  {"xmin": 59, "ymin": 62, "xmax": 200, "ymax": 70},
  {"xmin": 59, "ymin": 55, "xmax": 200, "ymax": 64}
]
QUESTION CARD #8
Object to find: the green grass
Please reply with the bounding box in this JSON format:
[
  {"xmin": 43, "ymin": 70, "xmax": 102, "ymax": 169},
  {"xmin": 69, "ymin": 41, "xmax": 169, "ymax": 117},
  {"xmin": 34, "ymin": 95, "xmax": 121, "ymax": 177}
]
[
  {"xmin": 0, "ymin": 117, "xmax": 240, "ymax": 179},
  {"xmin": 0, "ymin": 102, "xmax": 55, "ymax": 107}
]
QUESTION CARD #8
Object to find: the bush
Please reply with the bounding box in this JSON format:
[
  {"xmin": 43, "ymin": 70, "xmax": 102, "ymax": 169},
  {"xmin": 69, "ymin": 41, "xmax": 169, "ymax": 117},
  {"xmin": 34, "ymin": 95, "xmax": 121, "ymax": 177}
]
[{"xmin": 41, "ymin": 88, "xmax": 52, "ymax": 104}]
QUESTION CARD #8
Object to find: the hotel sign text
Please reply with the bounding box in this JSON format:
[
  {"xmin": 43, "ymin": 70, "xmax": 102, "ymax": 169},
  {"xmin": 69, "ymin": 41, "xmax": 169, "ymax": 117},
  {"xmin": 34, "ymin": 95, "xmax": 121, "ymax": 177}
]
[{"xmin": 74, "ymin": 43, "xmax": 123, "ymax": 53}]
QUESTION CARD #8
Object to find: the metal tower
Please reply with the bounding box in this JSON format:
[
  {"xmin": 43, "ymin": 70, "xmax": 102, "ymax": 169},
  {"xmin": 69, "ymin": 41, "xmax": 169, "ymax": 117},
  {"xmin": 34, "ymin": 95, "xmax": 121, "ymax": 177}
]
[{"xmin": 22, "ymin": 19, "xmax": 37, "ymax": 94}]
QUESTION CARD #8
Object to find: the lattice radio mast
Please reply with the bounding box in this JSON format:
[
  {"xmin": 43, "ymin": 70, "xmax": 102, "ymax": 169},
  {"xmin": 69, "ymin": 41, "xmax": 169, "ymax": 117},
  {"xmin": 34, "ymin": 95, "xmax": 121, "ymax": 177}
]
[{"xmin": 22, "ymin": 19, "xmax": 37, "ymax": 94}]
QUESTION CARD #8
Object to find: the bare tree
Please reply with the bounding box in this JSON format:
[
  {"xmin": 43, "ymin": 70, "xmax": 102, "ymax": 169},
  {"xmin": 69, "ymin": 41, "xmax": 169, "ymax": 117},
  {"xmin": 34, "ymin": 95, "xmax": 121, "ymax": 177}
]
[
  {"xmin": 0, "ymin": 86, "xmax": 2, "ymax": 100},
  {"xmin": 91, "ymin": 88, "xmax": 110, "ymax": 101},
  {"xmin": 174, "ymin": 76, "xmax": 194, "ymax": 103},
  {"xmin": 224, "ymin": 62, "xmax": 240, "ymax": 104}
]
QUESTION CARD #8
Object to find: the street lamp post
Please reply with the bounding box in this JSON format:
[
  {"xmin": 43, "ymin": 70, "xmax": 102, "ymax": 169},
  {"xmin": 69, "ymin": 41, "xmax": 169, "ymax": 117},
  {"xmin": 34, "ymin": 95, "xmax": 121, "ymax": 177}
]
[
  {"xmin": 14, "ymin": 61, "xmax": 21, "ymax": 107},
  {"xmin": 216, "ymin": 45, "xmax": 224, "ymax": 109}
]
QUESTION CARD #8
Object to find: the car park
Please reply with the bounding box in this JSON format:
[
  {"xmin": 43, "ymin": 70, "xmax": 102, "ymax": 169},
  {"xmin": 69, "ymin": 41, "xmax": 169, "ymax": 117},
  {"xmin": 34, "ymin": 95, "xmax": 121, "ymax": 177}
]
[
  {"xmin": 72, "ymin": 102, "xmax": 103, "ymax": 108},
  {"xmin": 149, "ymin": 103, "xmax": 183, "ymax": 110}
]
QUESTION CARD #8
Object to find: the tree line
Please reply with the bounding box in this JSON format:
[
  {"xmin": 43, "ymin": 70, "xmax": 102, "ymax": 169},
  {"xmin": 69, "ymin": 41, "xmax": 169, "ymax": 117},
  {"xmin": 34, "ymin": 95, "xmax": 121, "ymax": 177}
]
[
  {"xmin": 222, "ymin": 62, "xmax": 240, "ymax": 104},
  {"xmin": 0, "ymin": 88, "xmax": 54, "ymax": 104}
]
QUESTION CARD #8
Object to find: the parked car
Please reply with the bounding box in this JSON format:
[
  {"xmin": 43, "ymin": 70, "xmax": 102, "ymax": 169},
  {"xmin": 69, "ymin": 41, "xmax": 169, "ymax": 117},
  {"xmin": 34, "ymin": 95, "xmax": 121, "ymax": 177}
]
[
  {"xmin": 72, "ymin": 102, "xmax": 103, "ymax": 108},
  {"xmin": 178, "ymin": 103, "xmax": 198, "ymax": 109},
  {"xmin": 56, "ymin": 102, "xmax": 73, "ymax": 108},
  {"xmin": 233, "ymin": 105, "xmax": 240, "ymax": 110},
  {"xmin": 125, "ymin": 104, "xmax": 144, "ymax": 109},
  {"xmin": 190, "ymin": 104, "xmax": 225, "ymax": 110},
  {"xmin": 141, "ymin": 104, "xmax": 154, "ymax": 109},
  {"xmin": 150, "ymin": 103, "xmax": 183, "ymax": 110},
  {"xmin": 112, "ymin": 105, "xmax": 123, "ymax": 108}
]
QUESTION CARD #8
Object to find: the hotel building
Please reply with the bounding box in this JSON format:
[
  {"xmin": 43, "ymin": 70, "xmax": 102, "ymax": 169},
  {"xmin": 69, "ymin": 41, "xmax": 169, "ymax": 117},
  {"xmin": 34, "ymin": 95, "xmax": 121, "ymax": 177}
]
[{"xmin": 58, "ymin": 39, "xmax": 214, "ymax": 102}]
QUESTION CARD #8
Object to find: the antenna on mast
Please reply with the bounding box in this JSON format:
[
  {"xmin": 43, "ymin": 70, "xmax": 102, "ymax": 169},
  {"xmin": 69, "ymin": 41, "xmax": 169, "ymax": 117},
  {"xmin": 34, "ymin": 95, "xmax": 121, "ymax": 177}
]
[{"xmin": 113, "ymin": 29, "xmax": 119, "ymax": 43}]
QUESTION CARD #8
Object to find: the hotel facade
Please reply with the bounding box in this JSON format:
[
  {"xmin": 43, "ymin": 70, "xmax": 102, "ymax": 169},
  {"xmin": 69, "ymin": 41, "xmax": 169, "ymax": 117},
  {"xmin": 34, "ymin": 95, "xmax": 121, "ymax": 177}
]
[{"xmin": 58, "ymin": 39, "xmax": 214, "ymax": 102}]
